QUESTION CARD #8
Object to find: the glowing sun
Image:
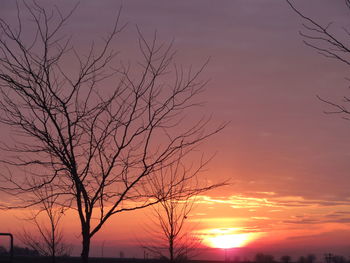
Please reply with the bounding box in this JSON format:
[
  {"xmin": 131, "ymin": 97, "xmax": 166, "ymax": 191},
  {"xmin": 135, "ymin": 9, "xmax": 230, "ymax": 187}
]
[
  {"xmin": 208, "ymin": 233, "xmax": 250, "ymax": 248},
  {"xmin": 201, "ymin": 228, "xmax": 254, "ymax": 249}
]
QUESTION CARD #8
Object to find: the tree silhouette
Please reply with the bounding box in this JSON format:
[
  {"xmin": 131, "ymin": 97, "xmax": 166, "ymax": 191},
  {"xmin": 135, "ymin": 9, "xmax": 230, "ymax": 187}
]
[
  {"xmin": 18, "ymin": 184, "xmax": 71, "ymax": 263},
  {"xmin": 0, "ymin": 2, "xmax": 225, "ymax": 263},
  {"xmin": 142, "ymin": 159, "xmax": 222, "ymax": 262},
  {"xmin": 287, "ymin": 0, "xmax": 350, "ymax": 115}
]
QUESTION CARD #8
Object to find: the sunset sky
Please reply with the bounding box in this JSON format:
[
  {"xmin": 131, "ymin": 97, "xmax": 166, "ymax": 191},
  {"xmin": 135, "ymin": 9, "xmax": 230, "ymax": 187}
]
[{"xmin": 1, "ymin": 0, "xmax": 350, "ymax": 261}]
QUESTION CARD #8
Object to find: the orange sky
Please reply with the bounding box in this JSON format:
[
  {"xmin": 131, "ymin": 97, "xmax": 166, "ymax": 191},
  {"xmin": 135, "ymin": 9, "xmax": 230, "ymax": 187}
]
[{"xmin": 1, "ymin": 0, "xmax": 350, "ymax": 260}]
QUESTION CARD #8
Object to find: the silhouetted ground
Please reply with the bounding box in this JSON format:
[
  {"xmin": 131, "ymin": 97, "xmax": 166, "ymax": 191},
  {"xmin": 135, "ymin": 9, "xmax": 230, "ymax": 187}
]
[{"xmin": 0, "ymin": 256, "xmax": 230, "ymax": 263}]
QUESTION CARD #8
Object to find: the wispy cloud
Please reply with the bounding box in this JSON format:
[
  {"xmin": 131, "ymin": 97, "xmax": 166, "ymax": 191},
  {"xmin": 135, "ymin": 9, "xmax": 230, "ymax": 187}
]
[
  {"xmin": 192, "ymin": 193, "xmax": 350, "ymax": 241},
  {"xmin": 195, "ymin": 193, "xmax": 350, "ymax": 210},
  {"xmin": 251, "ymin": 217, "xmax": 270, "ymax": 220}
]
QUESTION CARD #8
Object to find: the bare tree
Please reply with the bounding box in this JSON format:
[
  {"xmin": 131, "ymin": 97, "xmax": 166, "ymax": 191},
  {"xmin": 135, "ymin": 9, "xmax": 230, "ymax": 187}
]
[
  {"xmin": 287, "ymin": 0, "xmax": 350, "ymax": 114},
  {"xmin": 142, "ymin": 158, "xmax": 221, "ymax": 262},
  {"xmin": 18, "ymin": 185, "xmax": 70, "ymax": 263},
  {"xmin": 0, "ymin": 2, "xmax": 226, "ymax": 263}
]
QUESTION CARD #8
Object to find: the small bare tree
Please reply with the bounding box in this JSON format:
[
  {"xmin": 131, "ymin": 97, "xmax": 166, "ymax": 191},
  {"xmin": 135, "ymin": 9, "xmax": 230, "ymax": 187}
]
[
  {"xmin": 18, "ymin": 185, "xmax": 70, "ymax": 263},
  {"xmin": 0, "ymin": 2, "xmax": 226, "ymax": 263},
  {"xmin": 142, "ymin": 158, "xmax": 220, "ymax": 262}
]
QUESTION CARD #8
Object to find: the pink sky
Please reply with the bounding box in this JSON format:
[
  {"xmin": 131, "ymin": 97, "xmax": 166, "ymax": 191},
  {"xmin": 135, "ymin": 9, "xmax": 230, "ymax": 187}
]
[{"xmin": 1, "ymin": 0, "xmax": 350, "ymax": 260}]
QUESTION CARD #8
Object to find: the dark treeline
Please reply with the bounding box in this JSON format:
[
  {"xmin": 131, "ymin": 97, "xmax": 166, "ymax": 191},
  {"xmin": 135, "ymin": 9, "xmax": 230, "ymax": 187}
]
[
  {"xmin": 1, "ymin": 248, "xmax": 349, "ymax": 263},
  {"xmin": 250, "ymin": 253, "xmax": 350, "ymax": 263}
]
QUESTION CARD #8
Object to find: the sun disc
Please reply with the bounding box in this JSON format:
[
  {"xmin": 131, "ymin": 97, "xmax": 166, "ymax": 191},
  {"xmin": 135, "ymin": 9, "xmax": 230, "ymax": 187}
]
[{"xmin": 208, "ymin": 233, "xmax": 250, "ymax": 249}]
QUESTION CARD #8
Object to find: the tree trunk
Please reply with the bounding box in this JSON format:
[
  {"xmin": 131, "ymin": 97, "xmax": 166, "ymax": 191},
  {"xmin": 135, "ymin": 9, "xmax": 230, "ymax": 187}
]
[
  {"xmin": 81, "ymin": 231, "xmax": 90, "ymax": 263},
  {"xmin": 51, "ymin": 221, "xmax": 56, "ymax": 263},
  {"xmin": 169, "ymin": 238, "xmax": 174, "ymax": 263}
]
